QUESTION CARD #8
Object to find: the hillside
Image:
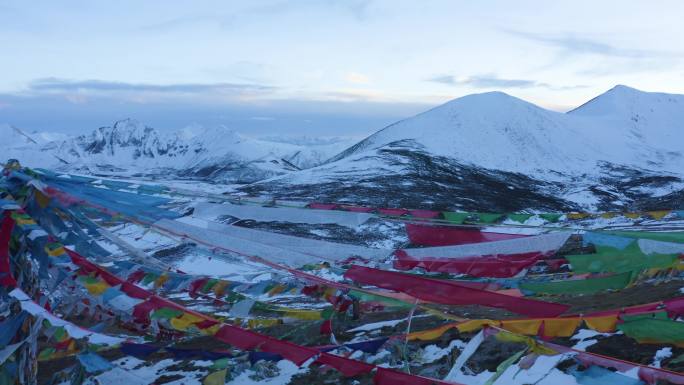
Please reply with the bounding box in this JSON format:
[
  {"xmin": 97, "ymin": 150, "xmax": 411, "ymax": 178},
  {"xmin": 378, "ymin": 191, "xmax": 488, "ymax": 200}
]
[{"xmin": 241, "ymin": 86, "xmax": 684, "ymax": 211}]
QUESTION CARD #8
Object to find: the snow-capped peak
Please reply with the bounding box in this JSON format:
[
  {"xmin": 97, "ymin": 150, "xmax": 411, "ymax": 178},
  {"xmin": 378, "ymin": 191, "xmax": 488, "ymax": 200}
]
[
  {"xmin": 324, "ymin": 85, "xmax": 684, "ymax": 177},
  {"xmin": 247, "ymin": 85, "xmax": 684, "ymax": 211},
  {"xmin": 569, "ymin": 85, "xmax": 684, "ymax": 118},
  {"xmin": 0, "ymin": 119, "xmax": 357, "ymax": 182}
]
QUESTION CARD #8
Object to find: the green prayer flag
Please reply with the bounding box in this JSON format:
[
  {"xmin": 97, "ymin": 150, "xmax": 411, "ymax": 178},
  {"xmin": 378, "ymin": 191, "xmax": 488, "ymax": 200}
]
[
  {"xmin": 210, "ymin": 358, "xmax": 230, "ymax": 370},
  {"xmin": 539, "ymin": 213, "xmax": 562, "ymax": 223},
  {"xmin": 442, "ymin": 212, "xmax": 470, "ymax": 224},
  {"xmin": 475, "ymin": 212, "xmax": 503, "ymax": 223},
  {"xmin": 151, "ymin": 307, "xmax": 184, "ymax": 320},
  {"xmin": 606, "ymin": 230, "xmax": 684, "ymax": 244},
  {"xmin": 566, "ymin": 243, "xmax": 677, "ymax": 274},
  {"xmin": 484, "ymin": 349, "xmax": 526, "ymax": 385},
  {"xmin": 262, "ymin": 283, "xmax": 275, "ymax": 293},
  {"xmin": 520, "ymin": 271, "xmax": 633, "ymax": 295},
  {"xmin": 321, "ymin": 307, "xmax": 335, "ymax": 320},
  {"xmin": 53, "ymin": 327, "xmax": 67, "ymax": 341},
  {"xmin": 224, "ymin": 291, "xmax": 245, "ymax": 303},
  {"xmin": 348, "ymin": 290, "xmax": 412, "ymax": 308},
  {"xmin": 141, "ymin": 273, "xmax": 158, "ymax": 285},
  {"xmin": 79, "ymin": 276, "xmax": 99, "ymax": 284},
  {"xmin": 670, "ymin": 353, "xmax": 684, "ymax": 364},
  {"xmin": 38, "ymin": 348, "xmax": 56, "ymax": 361},
  {"xmin": 618, "ymin": 318, "xmax": 684, "ymax": 345},
  {"xmin": 507, "ymin": 214, "xmax": 533, "ymax": 223},
  {"xmin": 201, "ymin": 278, "xmax": 219, "ymax": 293},
  {"xmin": 621, "ymin": 311, "xmax": 669, "ymax": 322}
]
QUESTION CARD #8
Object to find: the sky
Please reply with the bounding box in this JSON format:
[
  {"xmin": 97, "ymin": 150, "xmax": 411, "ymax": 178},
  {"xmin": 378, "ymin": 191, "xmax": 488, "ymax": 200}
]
[{"xmin": 1, "ymin": 0, "xmax": 683, "ymax": 137}]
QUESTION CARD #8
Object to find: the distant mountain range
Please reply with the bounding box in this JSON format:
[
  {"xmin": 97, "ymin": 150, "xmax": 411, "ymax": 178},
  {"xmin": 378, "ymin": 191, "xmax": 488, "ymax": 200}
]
[
  {"xmin": 0, "ymin": 119, "xmax": 356, "ymax": 183},
  {"xmin": 3, "ymin": 85, "xmax": 683, "ymax": 211}
]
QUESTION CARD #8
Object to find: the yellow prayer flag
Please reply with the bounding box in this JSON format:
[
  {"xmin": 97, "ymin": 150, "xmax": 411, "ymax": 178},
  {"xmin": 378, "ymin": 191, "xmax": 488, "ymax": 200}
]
[
  {"xmin": 456, "ymin": 319, "xmax": 498, "ymax": 333},
  {"xmin": 501, "ymin": 319, "xmax": 542, "ymax": 335},
  {"xmin": 676, "ymin": 261, "xmax": 684, "ymax": 271},
  {"xmin": 408, "ymin": 323, "xmax": 458, "ymax": 341},
  {"xmin": 212, "ymin": 280, "xmax": 230, "ymax": 297},
  {"xmin": 267, "ymin": 284, "xmax": 287, "ymax": 297},
  {"xmin": 247, "ymin": 318, "xmax": 282, "ymax": 329},
  {"xmin": 154, "ymin": 273, "xmax": 169, "ymax": 289},
  {"xmin": 583, "ymin": 315, "xmax": 618, "ymax": 333},
  {"xmin": 35, "ymin": 190, "xmax": 50, "ymax": 208},
  {"xmin": 542, "ymin": 318, "xmax": 581, "ymax": 337},
  {"xmin": 567, "ymin": 213, "xmax": 590, "ymax": 220},
  {"xmin": 283, "ymin": 309, "xmax": 322, "ymax": 320},
  {"xmin": 203, "ymin": 369, "xmax": 227, "ymax": 385},
  {"xmin": 170, "ymin": 312, "xmax": 204, "ymax": 331},
  {"xmin": 46, "ymin": 246, "xmax": 66, "ymax": 257},
  {"xmin": 646, "ymin": 210, "xmax": 671, "ymax": 220},
  {"xmin": 200, "ymin": 324, "xmax": 221, "ymax": 336},
  {"xmin": 324, "ymin": 287, "xmax": 337, "ymax": 298},
  {"xmin": 495, "ymin": 331, "xmax": 557, "ymax": 355},
  {"xmin": 15, "ymin": 217, "xmax": 36, "ymax": 226},
  {"xmin": 84, "ymin": 280, "xmax": 110, "ymax": 295}
]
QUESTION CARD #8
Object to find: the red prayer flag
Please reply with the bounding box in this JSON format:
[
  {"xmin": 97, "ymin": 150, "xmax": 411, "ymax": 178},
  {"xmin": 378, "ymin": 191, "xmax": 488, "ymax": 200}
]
[
  {"xmin": 344, "ymin": 265, "xmax": 569, "ymax": 317},
  {"xmin": 378, "ymin": 208, "xmax": 409, "ymax": 216},
  {"xmin": 0, "ymin": 214, "xmax": 17, "ymax": 287},
  {"xmin": 408, "ymin": 210, "xmax": 442, "ymax": 219},
  {"xmin": 393, "ymin": 249, "xmax": 547, "ymax": 278},
  {"xmin": 216, "ymin": 325, "xmax": 266, "ymax": 350},
  {"xmin": 373, "ymin": 367, "xmax": 459, "ymax": 385},
  {"xmin": 316, "ymin": 353, "xmax": 374, "ymax": 377},
  {"xmin": 341, "ymin": 206, "xmax": 375, "ymax": 213},
  {"xmin": 405, "ymin": 223, "xmax": 528, "ymax": 247},
  {"xmin": 308, "ymin": 203, "xmax": 338, "ymax": 210}
]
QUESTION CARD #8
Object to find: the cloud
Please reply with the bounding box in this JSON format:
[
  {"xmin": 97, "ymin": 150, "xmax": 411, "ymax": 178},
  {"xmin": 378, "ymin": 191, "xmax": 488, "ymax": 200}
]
[
  {"xmin": 19, "ymin": 78, "xmax": 278, "ymax": 105},
  {"xmin": 321, "ymin": 88, "xmax": 395, "ymax": 103},
  {"xmin": 345, "ymin": 72, "xmax": 370, "ymax": 84},
  {"xmin": 247, "ymin": 0, "xmax": 373, "ymax": 20},
  {"xmin": 141, "ymin": 0, "xmax": 374, "ymax": 32},
  {"xmin": 0, "ymin": 90, "xmax": 428, "ymax": 137},
  {"xmin": 427, "ymin": 74, "xmax": 538, "ymax": 88},
  {"xmin": 29, "ymin": 78, "xmax": 275, "ymax": 94},
  {"xmin": 427, "ymin": 75, "xmax": 458, "ymax": 85},
  {"xmin": 426, "ymin": 74, "xmax": 588, "ymax": 91},
  {"xmin": 506, "ymin": 30, "xmax": 679, "ymax": 59}
]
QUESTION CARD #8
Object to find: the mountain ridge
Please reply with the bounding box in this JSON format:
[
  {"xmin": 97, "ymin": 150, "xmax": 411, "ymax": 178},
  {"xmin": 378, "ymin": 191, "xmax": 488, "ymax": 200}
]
[
  {"xmin": 241, "ymin": 85, "xmax": 684, "ymax": 211},
  {"xmin": 1, "ymin": 119, "xmax": 356, "ymax": 182},
  {"xmin": 2, "ymin": 85, "xmax": 683, "ymax": 210}
]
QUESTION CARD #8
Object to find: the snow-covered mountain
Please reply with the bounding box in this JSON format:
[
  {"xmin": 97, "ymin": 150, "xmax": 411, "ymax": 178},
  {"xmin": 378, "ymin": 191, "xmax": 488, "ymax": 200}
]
[
  {"xmin": 5, "ymin": 85, "xmax": 683, "ymax": 211},
  {"xmin": 0, "ymin": 124, "xmax": 70, "ymax": 167},
  {"xmin": 241, "ymin": 86, "xmax": 684, "ymax": 211},
  {"xmin": 1, "ymin": 119, "xmax": 355, "ymax": 183}
]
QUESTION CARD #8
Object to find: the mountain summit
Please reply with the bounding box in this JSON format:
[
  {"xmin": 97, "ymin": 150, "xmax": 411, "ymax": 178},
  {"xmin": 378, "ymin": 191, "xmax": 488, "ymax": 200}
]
[{"xmin": 243, "ymin": 86, "xmax": 684, "ymax": 211}]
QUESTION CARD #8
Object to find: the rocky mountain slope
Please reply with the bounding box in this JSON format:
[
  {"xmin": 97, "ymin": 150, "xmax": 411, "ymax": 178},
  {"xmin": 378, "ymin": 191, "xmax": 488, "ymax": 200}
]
[{"xmin": 241, "ymin": 86, "xmax": 684, "ymax": 211}]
